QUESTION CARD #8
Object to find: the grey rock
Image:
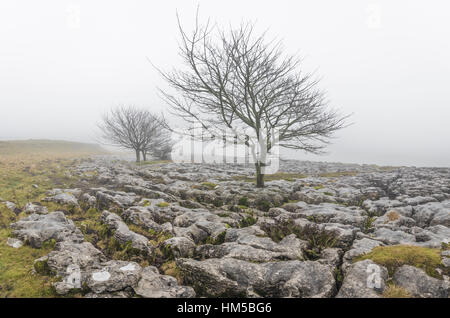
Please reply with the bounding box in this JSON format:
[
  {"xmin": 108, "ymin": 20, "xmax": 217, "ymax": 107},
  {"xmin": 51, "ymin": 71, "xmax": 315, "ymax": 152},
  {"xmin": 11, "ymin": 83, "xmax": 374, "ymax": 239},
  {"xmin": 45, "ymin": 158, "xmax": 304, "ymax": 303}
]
[
  {"xmin": 296, "ymin": 203, "xmax": 366, "ymax": 228},
  {"xmin": 6, "ymin": 237, "xmax": 23, "ymax": 248},
  {"xmin": 80, "ymin": 193, "xmax": 97, "ymax": 208},
  {"xmin": 24, "ymin": 202, "xmax": 48, "ymax": 214},
  {"xmin": 162, "ymin": 237, "xmax": 196, "ymax": 258},
  {"xmin": 225, "ymin": 226, "xmax": 266, "ymax": 242},
  {"xmin": 342, "ymin": 238, "xmax": 384, "ymax": 271},
  {"xmin": 43, "ymin": 192, "xmax": 79, "ymax": 206},
  {"xmin": 11, "ymin": 212, "xmax": 84, "ymax": 248},
  {"xmin": 85, "ymin": 261, "xmax": 142, "ymax": 294},
  {"xmin": 100, "ymin": 211, "xmax": 151, "ymax": 254},
  {"xmin": 134, "ymin": 266, "xmax": 195, "ymax": 298},
  {"xmin": 44, "ymin": 241, "xmax": 106, "ymax": 277},
  {"xmin": 393, "ymin": 265, "xmax": 449, "ymax": 298},
  {"xmin": 337, "ymin": 260, "xmax": 388, "ymax": 298},
  {"xmin": 177, "ymin": 258, "xmax": 335, "ymax": 298}
]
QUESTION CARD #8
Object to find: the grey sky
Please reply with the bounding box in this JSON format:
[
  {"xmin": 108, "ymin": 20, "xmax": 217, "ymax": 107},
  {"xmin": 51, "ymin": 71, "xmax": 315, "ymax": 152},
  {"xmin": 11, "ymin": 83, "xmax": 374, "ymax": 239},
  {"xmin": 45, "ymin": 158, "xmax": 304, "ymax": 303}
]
[{"xmin": 1, "ymin": 0, "xmax": 449, "ymax": 167}]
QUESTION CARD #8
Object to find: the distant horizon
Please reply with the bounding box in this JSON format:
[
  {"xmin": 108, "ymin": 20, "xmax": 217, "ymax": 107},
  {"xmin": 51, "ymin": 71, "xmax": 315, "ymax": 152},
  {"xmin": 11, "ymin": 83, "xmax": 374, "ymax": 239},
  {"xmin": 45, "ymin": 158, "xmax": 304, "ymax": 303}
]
[{"xmin": 1, "ymin": 138, "xmax": 448, "ymax": 169}]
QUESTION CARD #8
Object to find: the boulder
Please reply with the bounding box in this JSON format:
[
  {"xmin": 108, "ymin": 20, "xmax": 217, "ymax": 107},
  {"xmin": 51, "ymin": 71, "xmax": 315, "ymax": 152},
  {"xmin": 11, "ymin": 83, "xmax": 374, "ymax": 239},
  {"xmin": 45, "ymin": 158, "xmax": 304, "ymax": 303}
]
[
  {"xmin": 177, "ymin": 258, "xmax": 335, "ymax": 298},
  {"xmin": 337, "ymin": 260, "xmax": 388, "ymax": 298},
  {"xmin": 162, "ymin": 237, "xmax": 196, "ymax": 258},
  {"xmin": 85, "ymin": 261, "xmax": 142, "ymax": 294},
  {"xmin": 134, "ymin": 266, "xmax": 195, "ymax": 298},
  {"xmin": 23, "ymin": 202, "xmax": 48, "ymax": 214},
  {"xmin": 393, "ymin": 265, "xmax": 449, "ymax": 298},
  {"xmin": 43, "ymin": 193, "xmax": 79, "ymax": 206},
  {"xmin": 6, "ymin": 237, "xmax": 23, "ymax": 248},
  {"xmin": 100, "ymin": 211, "xmax": 151, "ymax": 254},
  {"xmin": 10, "ymin": 212, "xmax": 84, "ymax": 248}
]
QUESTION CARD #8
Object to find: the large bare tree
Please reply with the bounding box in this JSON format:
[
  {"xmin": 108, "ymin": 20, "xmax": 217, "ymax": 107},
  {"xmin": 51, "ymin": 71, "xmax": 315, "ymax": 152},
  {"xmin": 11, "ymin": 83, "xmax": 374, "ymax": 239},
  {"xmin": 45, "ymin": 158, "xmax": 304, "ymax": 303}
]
[
  {"xmin": 98, "ymin": 106, "xmax": 169, "ymax": 163},
  {"xmin": 158, "ymin": 15, "xmax": 349, "ymax": 187}
]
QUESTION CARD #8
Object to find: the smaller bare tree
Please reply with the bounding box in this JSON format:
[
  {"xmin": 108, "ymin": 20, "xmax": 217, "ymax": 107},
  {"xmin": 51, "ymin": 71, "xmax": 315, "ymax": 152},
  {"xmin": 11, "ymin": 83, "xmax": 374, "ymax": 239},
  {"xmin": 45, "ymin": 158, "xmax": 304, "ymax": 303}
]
[
  {"xmin": 149, "ymin": 131, "xmax": 174, "ymax": 160},
  {"xmin": 140, "ymin": 115, "xmax": 172, "ymax": 161},
  {"xmin": 98, "ymin": 106, "xmax": 162, "ymax": 163}
]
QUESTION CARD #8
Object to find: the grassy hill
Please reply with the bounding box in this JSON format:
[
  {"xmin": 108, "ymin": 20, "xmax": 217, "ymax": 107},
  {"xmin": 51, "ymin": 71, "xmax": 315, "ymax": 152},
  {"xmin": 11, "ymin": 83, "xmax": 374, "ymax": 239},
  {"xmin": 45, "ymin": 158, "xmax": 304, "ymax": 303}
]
[
  {"xmin": 0, "ymin": 139, "xmax": 107, "ymax": 158},
  {"xmin": 0, "ymin": 139, "xmax": 108, "ymax": 297}
]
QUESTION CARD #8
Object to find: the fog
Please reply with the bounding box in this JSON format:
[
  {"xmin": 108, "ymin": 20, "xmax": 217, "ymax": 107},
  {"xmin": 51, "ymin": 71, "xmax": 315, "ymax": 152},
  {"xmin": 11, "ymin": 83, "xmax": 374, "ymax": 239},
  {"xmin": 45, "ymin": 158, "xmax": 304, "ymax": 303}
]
[{"xmin": 1, "ymin": 0, "xmax": 449, "ymax": 167}]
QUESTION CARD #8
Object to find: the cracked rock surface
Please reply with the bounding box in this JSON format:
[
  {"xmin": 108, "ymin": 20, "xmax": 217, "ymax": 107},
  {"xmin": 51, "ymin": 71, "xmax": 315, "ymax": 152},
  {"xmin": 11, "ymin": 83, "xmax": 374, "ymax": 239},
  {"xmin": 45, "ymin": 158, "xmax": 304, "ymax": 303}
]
[{"xmin": 7, "ymin": 156, "xmax": 450, "ymax": 298}]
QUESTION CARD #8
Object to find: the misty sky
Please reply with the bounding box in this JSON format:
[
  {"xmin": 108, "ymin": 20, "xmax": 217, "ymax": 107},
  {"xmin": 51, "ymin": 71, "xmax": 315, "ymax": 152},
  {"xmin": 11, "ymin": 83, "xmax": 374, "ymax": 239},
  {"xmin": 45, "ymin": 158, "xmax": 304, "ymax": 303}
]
[{"xmin": 1, "ymin": 0, "xmax": 449, "ymax": 167}]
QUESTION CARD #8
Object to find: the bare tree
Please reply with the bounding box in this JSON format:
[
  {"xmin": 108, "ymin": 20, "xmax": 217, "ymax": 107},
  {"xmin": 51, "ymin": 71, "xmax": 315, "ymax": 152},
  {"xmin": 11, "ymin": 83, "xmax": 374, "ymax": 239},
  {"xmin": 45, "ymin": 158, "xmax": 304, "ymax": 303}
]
[
  {"xmin": 140, "ymin": 115, "xmax": 172, "ymax": 161},
  {"xmin": 98, "ymin": 106, "xmax": 166, "ymax": 163},
  {"xmin": 158, "ymin": 14, "xmax": 349, "ymax": 187}
]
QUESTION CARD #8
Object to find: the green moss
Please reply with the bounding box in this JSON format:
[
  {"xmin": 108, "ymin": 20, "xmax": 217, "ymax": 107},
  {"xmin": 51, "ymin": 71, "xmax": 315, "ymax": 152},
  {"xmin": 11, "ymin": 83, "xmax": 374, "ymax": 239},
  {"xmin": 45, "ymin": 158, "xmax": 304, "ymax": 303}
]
[
  {"xmin": 161, "ymin": 261, "xmax": 182, "ymax": 282},
  {"xmin": 139, "ymin": 160, "xmax": 172, "ymax": 165},
  {"xmin": 0, "ymin": 229, "xmax": 57, "ymax": 297},
  {"xmin": 239, "ymin": 215, "xmax": 257, "ymax": 228},
  {"xmin": 201, "ymin": 182, "xmax": 217, "ymax": 190},
  {"xmin": 314, "ymin": 185, "xmax": 324, "ymax": 190},
  {"xmin": 33, "ymin": 258, "xmax": 53, "ymax": 275},
  {"xmin": 256, "ymin": 199, "xmax": 271, "ymax": 212},
  {"xmin": 238, "ymin": 197, "xmax": 249, "ymax": 207},
  {"xmin": 106, "ymin": 238, "xmax": 144, "ymax": 260},
  {"xmin": 212, "ymin": 198, "xmax": 223, "ymax": 207},
  {"xmin": 157, "ymin": 201, "xmax": 169, "ymax": 208},
  {"xmin": 205, "ymin": 231, "xmax": 226, "ymax": 245},
  {"xmin": 334, "ymin": 267, "xmax": 344, "ymax": 287},
  {"xmin": 233, "ymin": 172, "xmax": 307, "ymax": 183},
  {"xmin": 147, "ymin": 230, "xmax": 173, "ymax": 246},
  {"xmin": 363, "ymin": 216, "xmax": 376, "ymax": 232},
  {"xmin": 160, "ymin": 243, "xmax": 174, "ymax": 260},
  {"xmin": 41, "ymin": 239, "xmax": 57, "ymax": 250},
  {"xmin": 261, "ymin": 220, "xmax": 338, "ymax": 259},
  {"xmin": 354, "ymin": 245, "xmax": 444, "ymax": 278},
  {"xmin": 78, "ymin": 218, "xmax": 111, "ymax": 243},
  {"xmin": 0, "ymin": 146, "xmax": 104, "ymax": 297},
  {"xmin": 318, "ymin": 171, "xmax": 358, "ymax": 178}
]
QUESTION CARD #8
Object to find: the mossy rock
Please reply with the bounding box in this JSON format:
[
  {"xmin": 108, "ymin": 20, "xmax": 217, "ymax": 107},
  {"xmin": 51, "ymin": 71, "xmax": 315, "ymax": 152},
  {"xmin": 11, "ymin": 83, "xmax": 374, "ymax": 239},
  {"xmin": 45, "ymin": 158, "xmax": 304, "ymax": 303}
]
[
  {"xmin": 201, "ymin": 182, "xmax": 217, "ymax": 190},
  {"xmin": 239, "ymin": 215, "xmax": 257, "ymax": 228},
  {"xmin": 41, "ymin": 239, "xmax": 57, "ymax": 250},
  {"xmin": 238, "ymin": 197, "xmax": 249, "ymax": 207},
  {"xmin": 157, "ymin": 201, "xmax": 169, "ymax": 208},
  {"xmin": 161, "ymin": 260, "xmax": 182, "ymax": 282},
  {"xmin": 256, "ymin": 200, "xmax": 271, "ymax": 212},
  {"xmin": 205, "ymin": 231, "xmax": 226, "ymax": 245},
  {"xmin": 212, "ymin": 198, "xmax": 223, "ymax": 207},
  {"xmin": 34, "ymin": 258, "xmax": 53, "ymax": 275},
  {"xmin": 354, "ymin": 245, "xmax": 444, "ymax": 278}
]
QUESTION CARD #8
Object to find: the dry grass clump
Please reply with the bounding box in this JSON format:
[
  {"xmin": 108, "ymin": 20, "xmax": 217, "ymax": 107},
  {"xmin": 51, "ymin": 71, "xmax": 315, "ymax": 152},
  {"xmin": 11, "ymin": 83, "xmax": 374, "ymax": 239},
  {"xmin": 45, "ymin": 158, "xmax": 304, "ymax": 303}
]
[
  {"xmin": 382, "ymin": 284, "xmax": 411, "ymax": 298},
  {"xmin": 386, "ymin": 211, "xmax": 400, "ymax": 222}
]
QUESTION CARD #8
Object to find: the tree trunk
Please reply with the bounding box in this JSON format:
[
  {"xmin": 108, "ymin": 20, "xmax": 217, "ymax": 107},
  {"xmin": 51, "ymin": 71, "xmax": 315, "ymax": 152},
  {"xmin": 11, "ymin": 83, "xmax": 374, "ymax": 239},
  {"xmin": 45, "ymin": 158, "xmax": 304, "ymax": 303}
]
[
  {"xmin": 255, "ymin": 163, "xmax": 265, "ymax": 188},
  {"xmin": 135, "ymin": 149, "xmax": 141, "ymax": 163},
  {"xmin": 142, "ymin": 150, "xmax": 147, "ymax": 162}
]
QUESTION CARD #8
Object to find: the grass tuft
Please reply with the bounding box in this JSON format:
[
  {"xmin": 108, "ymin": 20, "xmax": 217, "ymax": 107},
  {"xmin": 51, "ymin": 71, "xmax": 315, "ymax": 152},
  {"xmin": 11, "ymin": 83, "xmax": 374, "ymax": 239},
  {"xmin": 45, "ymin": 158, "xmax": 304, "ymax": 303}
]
[
  {"xmin": 382, "ymin": 284, "xmax": 411, "ymax": 298},
  {"xmin": 354, "ymin": 245, "xmax": 444, "ymax": 278}
]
